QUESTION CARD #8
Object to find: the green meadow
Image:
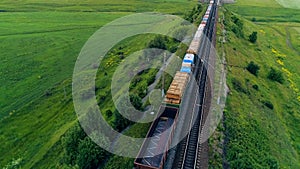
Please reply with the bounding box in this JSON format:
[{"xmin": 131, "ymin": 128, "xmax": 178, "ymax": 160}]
[
  {"xmin": 0, "ymin": 0, "xmax": 198, "ymax": 168},
  {"xmin": 2, "ymin": 0, "xmax": 299, "ymax": 168},
  {"xmin": 209, "ymin": 0, "xmax": 300, "ymax": 168}
]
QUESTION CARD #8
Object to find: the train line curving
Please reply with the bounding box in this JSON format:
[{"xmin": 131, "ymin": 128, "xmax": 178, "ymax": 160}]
[{"xmin": 134, "ymin": 1, "xmax": 219, "ymax": 169}]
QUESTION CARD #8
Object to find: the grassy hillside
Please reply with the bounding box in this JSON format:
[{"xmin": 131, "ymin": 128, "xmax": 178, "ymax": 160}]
[
  {"xmin": 0, "ymin": 0, "xmax": 195, "ymax": 14},
  {"xmin": 0, "ymin": 1, "xmax": 198, "ymax": 168},
  {"xmin": 210, "ymin": 0, "xmax": 300, "ymax": 168}
]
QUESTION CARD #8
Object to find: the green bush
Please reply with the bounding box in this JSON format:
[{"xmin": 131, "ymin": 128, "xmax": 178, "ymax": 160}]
[
  {"xmin": 77, "ymin": 135, "xmax": 108, "ymax": 169},
  {"xmin": 105, "ymin": 110, "xmax": 113, "ymax": 118},
  {"xmin": 148, "ymin": 35, "xmax": 167, "ymax": 50},
  {"xmin": 246, "ymin": 61, "xmax": 260, "ymax": 76},
  {"xmin": 231, "ymin": 78, "xmax": 248, "ymax": 93},
  {"xmin": 135, "ymin": 81, "xmax": 148, "ymax": 98},
  {"xmin": 224, "ymin": 10, "xmax": 244, "ymax": 38},
  {"xmin": 264, "ymin": 156, "xmax": 279, "ymax": 169},
  {"xmin": 249, "ymin": 31, "xmax": 258, "ymax": 43},
  {"xmin": 252, "ymin": 84, "xmax": 259, "ymax": 90},
  {"xmin": 267, "ymin": 67, "xmax": 284, "ymax": 84},
  {"xmin": 114, "ymin": 110, "xmax": 134, "ymax": 131},
  {"xmin": 184, "ymin": 4, "xmax": 203, "ymax": 24},
  {"xmin": 62, "ymin": 123, "xmax": 109, "ymax": 168},
  {"xmin": 262, "ymin": 100, "xmax": 274, "ymax": 110},
  {"xmin": 62, "ymin": 123, "xmax": 86, "ymax": 165},
  {"xmin": 129, "ymin": 94, "xmax": 143, "ymax": 110},
  {"xmin": 232, "ymin": 16, "xmax": 244, "ymax": 38}
]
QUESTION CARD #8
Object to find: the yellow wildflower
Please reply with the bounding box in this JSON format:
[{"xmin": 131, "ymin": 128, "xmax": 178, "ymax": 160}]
[
  {"xmin": 282, "ymin": 67, "xmax": 292, "ymax": 77},
  {"xmin": 276, "ymin": 59, "xmax": 284, "ymax": 66},
  {"xmin": 259, "ymin": 29, "xmax": 266, "ymax": 34}
]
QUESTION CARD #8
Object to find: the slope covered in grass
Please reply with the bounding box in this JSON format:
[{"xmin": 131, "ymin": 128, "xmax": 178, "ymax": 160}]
[
  {"xmin": 0, "ymin": 0, "xmax": 195, "ymax": 14},
  {"xmin": 210, "ymin": 0, "xmax": 300, "ymax": 168},
  {"xmin": 0, "ymin": 1, "xmax": 198, "ymax": 168}
]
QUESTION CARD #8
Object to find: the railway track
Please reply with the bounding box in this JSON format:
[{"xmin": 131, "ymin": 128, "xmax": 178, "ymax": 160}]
[{"xmin": 173, "ymin": 1, "xmax": 218, "ymax": 169}]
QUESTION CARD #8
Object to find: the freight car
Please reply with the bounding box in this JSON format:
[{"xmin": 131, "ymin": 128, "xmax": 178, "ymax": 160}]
[
  {"xmin": 165, "ymin": 71, "xmax": 190, "ymax": 104},
  {"xmin": 134, "ymin": 106, "xmax": 179, "ymax": 169}
]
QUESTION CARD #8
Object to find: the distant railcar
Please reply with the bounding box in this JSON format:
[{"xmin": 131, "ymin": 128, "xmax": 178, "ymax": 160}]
[{"xmin": 134, "ymin": 106, "xmax": 179, "ymax": 169}]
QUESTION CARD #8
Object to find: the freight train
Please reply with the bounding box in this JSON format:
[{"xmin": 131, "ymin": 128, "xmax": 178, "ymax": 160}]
[{"xmin": 134, "ymin": 1, "xmax": 216, "ymax": 169}]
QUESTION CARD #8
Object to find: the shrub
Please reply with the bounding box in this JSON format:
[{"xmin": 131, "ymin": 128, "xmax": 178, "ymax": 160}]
[
  {"xmin": 246, "ymin": 61, "xmax": 260, "ymax": 76},
  {"xmin": 184, "ymin": 4, "xmax": 203, "ymax": 23},
  {"xmin": 146, "ymin": 69, "xmax": 157, "ymax": 85},
  {"xmin": 62, "ymin": 123, "xmax": 87, "ymax": 165},
  {"xmin": 231, "ymin": 78, "xmax": 247, "ymax": 93},
  {"xmin": 264, "ymin": 156, "xmax": 279, "ymax": 169},
  {"xmin": 252, "ymin": 84, "xmax": 259, "ymax": 90},
  {"xmin": 77, "ymin": 136, "xmax": 108, "ymax": 169},
  {"xmin": 232, "ymin": 25, "xmax": 244, "ymax": 38},
  {"xmin": 148, "ymin": 35, "xmax": 167, "ymax": 50},
  {"xmin": 267, "ymin": 67, "xmax": 284, "ymax": 84},
  {"xmin": 114, "ymin": 110, "xmax": 133, "ymax": 131},
  {"xmin": 105, "ymin": 109, "xmax": 113, "ymax": 118},
  {"xmin": 129, "ymin": 94, "xmax": 143, "ymax": 110},
  {"xmin": 249, "ymin": 31, "xmax": 258, "ymax": 43},
  {"xmin": 262, "ymin": 100, "xmax": 274, "ymax": 110},
  {"xmin": 230, "ymin": 15, "xmax": 244, "ymax": 38},
  {"xmin": 135, "ymin": 81, "xmax": 148, "ymax": 98},
  {"xmin": 169, "ymin": 45, "xmax": 178, "ymax": 53}
]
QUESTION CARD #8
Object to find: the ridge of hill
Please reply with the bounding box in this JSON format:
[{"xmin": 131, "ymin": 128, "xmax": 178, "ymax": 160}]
[{"xmin": 209, "ymin": 0, "xmax": 300, "ymax": 168}]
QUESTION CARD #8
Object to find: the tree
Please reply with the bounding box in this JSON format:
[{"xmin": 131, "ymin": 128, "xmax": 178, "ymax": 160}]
[
  {"xmin": 114, "ymin": 110, "xmax": 133, "ymax": 131},
  {"xmin": 184, "ymin": 4, "xmax": 203, "ymax": 23},
  {"xmin": 249, "ymin": 31, "xmax": 258, "ymax": 43},
  {"xmin": 77, "ymin": 136, "xmax": 108, "ymax": 169},
  {"xmin": 105, "ymin": 109, "xmax": 113, "ymax": 118},
  {"xmin": 262, "ymin": 100, "xmax": 274, "ymax": 109},
  {"xmin": 62, "ymin": 123, "xmax": 86, "ymax": 165},
  {"xmin": 230, "ymin": 16, "xmax": 244, "ymax": 38},
  {"xmin": 267, "ymin": 67, "xmax": 284, "ymax": 84},
  {"xmin": 246, "ymin": 61, "xmax": 260, "ymax": 76},
  {"xmin": 148, "ymin": 36, "xmax": 167, "ymax": 50},
  {"xmin": 129, "ymin": 93, "xmax": 143, "ymax": 110},
  {"xmin": 144, "ymin": 35, "xmax": 167, "ymax": 57},
  {"xmin": 231, "ymin": 78, "xmax": 248, "ymax": 94}
]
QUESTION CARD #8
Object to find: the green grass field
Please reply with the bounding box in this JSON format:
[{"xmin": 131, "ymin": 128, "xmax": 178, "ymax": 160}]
[
  {"xmin": 226, "ymin": 0, "xmax": 300, "ymax": 23},
  {"xmin": 0, "ymin": 0, "xmax": 195, "ymax": 14},
  {"xmin": 276, "ymin": 0, "xmax": 300, "ymax": 9},
  {"xmin": 2, "ymin": 0, "xmax": 299, "ymax": 168},
  {"xmin": 209, "ymin": 0, "xmax": 300, "ymax": 168},
  {"xmin": 0, "ymin": 0, "xmax": 198, "ymax": 168},
  {"xmin": 0, "ymin": 12, "xmax": 126, "ymax": 118}
]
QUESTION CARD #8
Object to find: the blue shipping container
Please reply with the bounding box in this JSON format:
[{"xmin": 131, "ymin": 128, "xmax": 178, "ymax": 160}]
[
  {"xmin": 183, "ymin": 54, "xmax": 195, "ymax": 64},
  {"xmin": 180, "ymin": 66, "xmax": 192, "ymax": 73}
]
